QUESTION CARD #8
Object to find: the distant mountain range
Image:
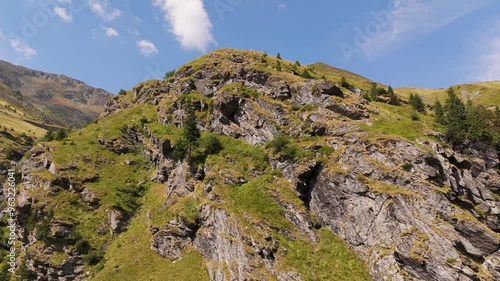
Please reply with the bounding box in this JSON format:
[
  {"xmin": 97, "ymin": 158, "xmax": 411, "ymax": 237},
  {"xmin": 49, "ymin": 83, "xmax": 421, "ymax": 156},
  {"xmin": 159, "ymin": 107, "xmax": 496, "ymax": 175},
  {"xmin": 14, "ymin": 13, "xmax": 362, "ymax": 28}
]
[
  {"xmin": 0, "ymin": 60, "xmax": 111, "ymax": 129},
  {"xmin": 0, "ymin": 60, "xmax": 111, "ymax": 166}
]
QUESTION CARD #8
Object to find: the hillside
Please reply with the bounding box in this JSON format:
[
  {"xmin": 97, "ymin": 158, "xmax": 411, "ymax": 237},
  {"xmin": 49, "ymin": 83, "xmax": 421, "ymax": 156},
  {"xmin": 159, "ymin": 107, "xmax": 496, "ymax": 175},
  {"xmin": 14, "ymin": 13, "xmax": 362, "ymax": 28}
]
[
  {"xmin": 0, "ymin": 60, "xmax": 111, "ymax": 128},
  {"xmin": 397, "ymin": 81, "xmax": 500, "ymax": 109},
  {"xmin": 2, "ymin": 49, "xmax": 499, "ymax": 281},
  {"xmin": 0, "ymin": 60, "xmax": 112, "ymax": 170}
]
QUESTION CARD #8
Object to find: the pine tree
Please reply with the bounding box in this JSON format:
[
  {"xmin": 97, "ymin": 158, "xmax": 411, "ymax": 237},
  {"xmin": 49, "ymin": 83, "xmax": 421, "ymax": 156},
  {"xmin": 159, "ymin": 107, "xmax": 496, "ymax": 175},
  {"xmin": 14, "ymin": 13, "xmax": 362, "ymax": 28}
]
[
  {"xmin": 181, "ymin": 102, "xmax": 201, "ymax": 157},
  {"xmin": 434, "ymin": 100, "xmax": 444, "ymax": 124},
  {"xmin": 182, "ymin": 103, "xmax": 200, "ymax": 145},
  {"xmin": 443, "ymin": 87, "xmax": 467, "ymax": 143},
  {"xmin": 370, "ymin": 84, "xmax": 379, "ymax": 101},
  {"xmin": 302, "ymin": 69, "xmax": 312, "ymax": 79},
  {"xmin": 409, "ymin": 93, "xmax": 425, "ymax": 112},
  {"xmin": 276, "ymin": 60, "xmax": 282, "ymax": 72},
  {"xmin": 465, "ymin": 101, "xmax": 493, "ymax": 142},
  {"xmin": 387, "ymin": 86, "xmax": 399, "ymax": 105},
  {"xmin": 276, "ymin": 53, "xmax": 282, "ymax": 60}
]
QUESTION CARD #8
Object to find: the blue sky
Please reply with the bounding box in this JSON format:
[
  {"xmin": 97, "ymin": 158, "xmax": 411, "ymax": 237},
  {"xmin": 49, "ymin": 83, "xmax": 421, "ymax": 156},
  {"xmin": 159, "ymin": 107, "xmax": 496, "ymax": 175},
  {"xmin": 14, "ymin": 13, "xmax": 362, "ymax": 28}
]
[{"xmin": 0, "ymin": 0, "xmax": 499, "ymax": 93}]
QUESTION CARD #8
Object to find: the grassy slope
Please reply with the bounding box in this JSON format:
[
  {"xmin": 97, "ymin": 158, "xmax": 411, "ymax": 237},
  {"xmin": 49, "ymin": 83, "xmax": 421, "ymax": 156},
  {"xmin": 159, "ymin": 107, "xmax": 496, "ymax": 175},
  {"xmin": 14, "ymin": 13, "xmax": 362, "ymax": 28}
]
[
  {"xmin": 10, "ymin": 48, "xmax": 498, "ymax": 280},
  {"xmin": 17, "ymin": 95, "xmax": 370, "ymax": 280},
  {"xmin": 309, "ymin": 62, "xmax": 383, "ymax": 92},
  {"xmin": 396, "ymin": 81, "xmax": 500, "ymax": 108}
]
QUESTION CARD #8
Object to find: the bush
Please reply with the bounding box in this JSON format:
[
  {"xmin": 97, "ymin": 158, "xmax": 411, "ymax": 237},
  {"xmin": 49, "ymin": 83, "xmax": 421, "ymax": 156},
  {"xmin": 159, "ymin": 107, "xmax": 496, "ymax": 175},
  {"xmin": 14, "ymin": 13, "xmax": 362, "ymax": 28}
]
[
  {"xmin": 54, "ymin": 128, "xmax": 69, "ymax": 141},
  {"xmin": 42, "ymin": 130, "xmax": 55, "ymax": 141},
  {"xmin": 295, "ymin": 61, "xmax": 301, "ymax": 67},
  {"xmin": 369, "ymin": 84, "xmax": 379, "ymax": 101},
  {"xmin": 434, "ymin": 100, "xmax": 445, "ymax": 124},
  {"xmin": 280, "ymin": 145, "xmax": 300, "ymax": 160},
  {"xmin": 164, "ymin": 70, "xmax": 176, "ymax": 80},
  {"xmin": 387, "ymin": 86, "xmax": 399, "ymax": 105},
  {"xmin": 409, "ymin": 93, "xmax": 426, "ymax": 112},
  {"xmin": 276, "ymin": 61, "xmax": 282, "ymax": 72},
  {"xmin": 341, "ymin": 77, "xmax": 350, "ymax": 88},
  {"xmin": 118, "ymin": 89, "xmax": 127, "ymax": 96},
  {"xmin": 411, "ymin": 111, "xmax": 420, "ymax": 121},
  {"xmin": 265, "ymin": 134, "xmax": 290, "ymax": 153},
  {"xmin": 84, "ymin": 250, "xmax": 104, "ymax": 266},
  {"xmin": 302, "ymin": 69, "xmax": 313, "ymax": 79},
  {"xmin": 402, "ymin": 163, "xmax": 413, "ymax": 171},
  {"xmin": 362, "ymin": 92, "xmax": 372, "ymax": 102},
  {"xmin": 5, "ymin": 148, "xmax": 15, "ymax": 160},
  {"xmin": 201, "ymin": 133, "xmax": 223, "ymax": 154}
]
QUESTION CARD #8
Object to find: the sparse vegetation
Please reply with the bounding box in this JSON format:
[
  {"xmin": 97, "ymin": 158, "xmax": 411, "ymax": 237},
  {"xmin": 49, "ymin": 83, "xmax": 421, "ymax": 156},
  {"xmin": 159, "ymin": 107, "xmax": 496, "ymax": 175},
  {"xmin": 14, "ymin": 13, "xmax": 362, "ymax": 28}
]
[
  {"xmin": 409, "ymin": 93, "xmax": 426, "ymax": 112},
  {"xmin": 276, "ymin": 60, "xmax": 282, "ymax": 72},
  {"xmin": 164, "ymin": 70, "xmax": 176, "ymax": 80},
  {"xmin": 341, "ymin": 76, "xmax": 350, "ymax": 88},
  {"xmin": 302, "ymin": 69, "xmax": 313, "ymax": 79}
]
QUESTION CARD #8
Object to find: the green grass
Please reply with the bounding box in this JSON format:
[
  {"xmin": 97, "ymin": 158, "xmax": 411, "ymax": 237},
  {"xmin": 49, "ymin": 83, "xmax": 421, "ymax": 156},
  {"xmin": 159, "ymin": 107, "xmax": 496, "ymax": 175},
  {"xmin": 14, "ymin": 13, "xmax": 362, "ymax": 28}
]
[
  {"xmin": 278, "ymin": 228, "xmax": 372, "ymax": 281},
  {"xmin": 227, "ymin": 174, "xmax": 291, "ymax": 229},
  {"xmin": 360, "ymin": 102, "xmax": 440, "ymax": 141},
  {"xmin": 90, "ymin": 188, "xmax": 209, "ymax": 281},
  {"xmin": 397, "ymin": 82, "xmax": 500, "ymax": 108}
]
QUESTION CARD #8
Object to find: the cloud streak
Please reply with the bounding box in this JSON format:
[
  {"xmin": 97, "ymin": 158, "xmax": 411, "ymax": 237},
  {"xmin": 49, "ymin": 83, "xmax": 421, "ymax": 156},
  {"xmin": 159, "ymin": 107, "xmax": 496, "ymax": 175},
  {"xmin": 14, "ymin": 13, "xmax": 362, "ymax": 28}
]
[
  {"xmin": 137, "ymin": 39, "xmax": 159, "ymax": 56},
  {"xmin": 153, "ymin": 0, "xmax": 215, "ymax": 52},
  {"xmin": 88, "ymin": 0, "xmax": 121, "ymax": 21},
  {"xmin": 10, "ymin": 39, "xmax": 37, "ymax": 60},
  {"xmin": 103, "ymin": 26, "xmax": 119, "ymax": 37},
  {"xmin": 54, "ymin": 6, "xmax": 72, "ymax": 22},
  {"xmin": 473, "ymin": 22, "xmax": 500, "ymax": 82},
  {"xmin": 360, "ymin": 0, "xmax": 493, "ymax": 59}
]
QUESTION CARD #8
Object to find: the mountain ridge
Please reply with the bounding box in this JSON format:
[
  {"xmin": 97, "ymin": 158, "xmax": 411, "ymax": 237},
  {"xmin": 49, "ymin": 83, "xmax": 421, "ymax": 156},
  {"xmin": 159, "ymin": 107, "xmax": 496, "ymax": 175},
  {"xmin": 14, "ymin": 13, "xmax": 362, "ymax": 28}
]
[{"xmin": 1, "ymin": 48, "xmax": 499, "ymax": 281}]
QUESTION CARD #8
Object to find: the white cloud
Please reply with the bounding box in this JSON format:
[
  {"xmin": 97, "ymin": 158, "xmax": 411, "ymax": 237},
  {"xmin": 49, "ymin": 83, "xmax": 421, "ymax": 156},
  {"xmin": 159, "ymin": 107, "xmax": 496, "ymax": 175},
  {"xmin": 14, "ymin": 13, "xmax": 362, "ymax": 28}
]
[
  {"xmin": 278, "ymin": 3, "xmax": 287, "ymax": 10},
  {"xmin": 103, "ymin": 26, "xmax": 119, "ymax": 37},
  {"xmin": 128, "ymin": 28, "xmax": 140, "ymax": 36},
  {"xmin": 153, "ymin": 0, "xmax": 215, "ymax": 52},
  {"xmin": 88, "ymin": 0, "xmax": 121, "ymax": 21},
  {"xmin": 54, "ymin": 6, "xmax": 72, "ymax": 22},
  {"xmin": 137, "ymin": 40, "xmax": 159, "ymax": 56},
  {"xmin": 9, "ymin": 39, "xmax": 37, "ymax": 60},
  {"xmin": 359, "ymin": 0, "xmax": 493, "ymax": 60},
  {"xmin": 472, "ymin": 22, "xmax": 500, "ymax": 82},
  {"xmin": 58, "ymin": 0, "xmax": 72, "ymax": 4}
]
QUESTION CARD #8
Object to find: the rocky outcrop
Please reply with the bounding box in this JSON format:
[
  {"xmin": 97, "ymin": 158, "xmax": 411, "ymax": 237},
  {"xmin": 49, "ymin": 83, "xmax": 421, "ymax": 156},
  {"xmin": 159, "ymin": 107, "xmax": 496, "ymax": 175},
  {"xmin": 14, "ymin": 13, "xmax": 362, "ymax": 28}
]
[{"xmin": 14, "ymin": 49, "xmax": 500, "ymax": 281}]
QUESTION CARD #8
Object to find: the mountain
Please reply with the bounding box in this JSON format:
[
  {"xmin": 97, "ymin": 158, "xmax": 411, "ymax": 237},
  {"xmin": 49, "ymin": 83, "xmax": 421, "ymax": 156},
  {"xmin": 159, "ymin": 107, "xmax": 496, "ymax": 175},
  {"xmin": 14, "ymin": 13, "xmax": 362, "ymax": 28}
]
[
  {"xmin": 0, "ymin": 60, "xmax": 111, "ymax": 128},
  {"xmin": 0, "ymin": 60, "xmax": 112, "ymax": 168},
  {"xmin": 3, "ymin": 49, "xmax": 499, "ymax": 281}
]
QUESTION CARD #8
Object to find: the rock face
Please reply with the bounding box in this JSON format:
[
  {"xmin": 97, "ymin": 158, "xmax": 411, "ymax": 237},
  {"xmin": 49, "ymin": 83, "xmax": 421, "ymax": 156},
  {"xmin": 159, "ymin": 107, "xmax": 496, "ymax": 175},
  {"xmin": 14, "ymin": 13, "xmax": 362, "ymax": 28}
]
[{"xmin": 14, "ymin": 49, "xmax": 500, "ymax": 281}]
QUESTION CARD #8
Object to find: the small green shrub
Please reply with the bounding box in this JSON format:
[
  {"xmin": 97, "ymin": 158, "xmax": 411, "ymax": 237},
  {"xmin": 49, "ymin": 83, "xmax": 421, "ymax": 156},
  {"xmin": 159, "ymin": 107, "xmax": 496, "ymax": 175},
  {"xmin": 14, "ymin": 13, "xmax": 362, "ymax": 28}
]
[
  {"xmin": 164, "ymin": 70, "xmax": 176, "ymax": 80},
  {"xmin": 201, "ymin": 133, "xmax": 223, "ymax": 154},
  {"xmin": 341, "ymin": 77, "xmax": 350, "ymax": 88},
  {"xmin": 84, "ymin": 250, "xmax": 104, "ymax": 266},
  {"xmin": 302, "ymin": 69, "xmax": 313, "ymax": 79},
  {"xmin": 402, "ymin": 163, "xmax": 413, "ymax": 171},
  {"xmin": 265, "ymin": 134, "xmax": 290, "ymax": 153},
  {"xmin": 319, "ymin": 146, "xmax": 335, "ymax": 156},
  {"xmin": 411, "ymin": 111, "xmax": 420, "ymax": 121}
]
